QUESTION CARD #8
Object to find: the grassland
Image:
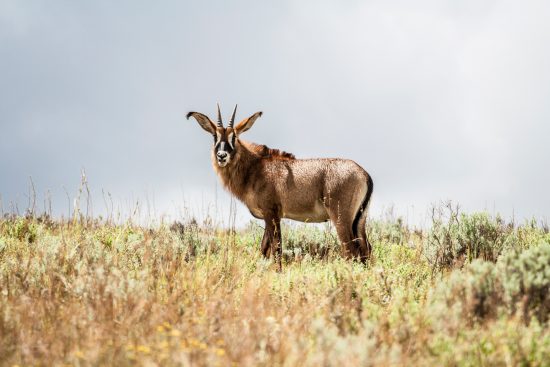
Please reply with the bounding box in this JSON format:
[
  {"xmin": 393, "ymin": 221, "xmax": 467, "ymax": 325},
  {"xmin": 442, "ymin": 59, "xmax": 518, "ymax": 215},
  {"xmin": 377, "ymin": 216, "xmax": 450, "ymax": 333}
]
[{"xmin": 1, "ymin": 206, "xmax": 550, "ymax": 366}]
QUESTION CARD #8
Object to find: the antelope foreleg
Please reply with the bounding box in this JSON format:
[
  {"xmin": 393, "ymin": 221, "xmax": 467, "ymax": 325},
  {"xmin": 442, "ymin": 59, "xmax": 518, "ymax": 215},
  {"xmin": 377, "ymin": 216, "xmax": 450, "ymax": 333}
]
[
  {"xmin": 261, "ymin": 215, "xmax": 282, "ymax": 271},
  {"xmin": 261, "ymin": 229, "xmax": 271, "ymax": 258},
  {"xmin": 273, "ymin": 219, "xmax": 282, "ymax": 271}
]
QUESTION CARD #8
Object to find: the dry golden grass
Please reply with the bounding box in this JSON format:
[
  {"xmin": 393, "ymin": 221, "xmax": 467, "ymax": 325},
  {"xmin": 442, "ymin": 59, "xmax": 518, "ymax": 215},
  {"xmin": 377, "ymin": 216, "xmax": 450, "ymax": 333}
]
[{"xmin": 1, "ymin": 215, "xmax": 549, "ymax": 366}]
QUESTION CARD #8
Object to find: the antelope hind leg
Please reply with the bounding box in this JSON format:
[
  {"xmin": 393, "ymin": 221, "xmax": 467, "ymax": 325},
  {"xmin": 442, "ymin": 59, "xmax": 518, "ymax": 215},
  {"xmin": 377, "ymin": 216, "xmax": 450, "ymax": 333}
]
[
  {"xmin": 356, "ymin": 215, "xmax": 372, "ymax": 263},
  {"xmin": 327, "ymin": 212, "xmax": 360, "ymax": 259}
]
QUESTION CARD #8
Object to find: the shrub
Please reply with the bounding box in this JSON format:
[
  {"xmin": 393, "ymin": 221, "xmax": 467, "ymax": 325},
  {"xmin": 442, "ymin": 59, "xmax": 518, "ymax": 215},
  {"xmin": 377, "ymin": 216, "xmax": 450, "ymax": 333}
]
[
  {"xmin": 424, "ymin": 203, "xmax": 516, "ymax": 270},
  {"xmin": 368, "ymin": 216, "xmax": 409, "ymax": 246},
  {"xmin": 429, "ymin": 242, "xmax": 550, "ymax": 325},
  {"xmin": 429, "ymin": 260, "xmax": 500, "ymax": 326},
  {"xmin": 499, "ymin": 243, "xmax": 550, "ymax": 323},
  {"xmin": 1, "ymin": 217, "xmax": 38, "ymax": 243}
]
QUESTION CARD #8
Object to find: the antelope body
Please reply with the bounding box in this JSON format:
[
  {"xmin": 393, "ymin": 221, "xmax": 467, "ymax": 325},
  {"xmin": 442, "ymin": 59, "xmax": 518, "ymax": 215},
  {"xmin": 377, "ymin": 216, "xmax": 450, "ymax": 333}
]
[{"xmin": 187, "ymin": 105, "xmax": 373, "ymax": 265}]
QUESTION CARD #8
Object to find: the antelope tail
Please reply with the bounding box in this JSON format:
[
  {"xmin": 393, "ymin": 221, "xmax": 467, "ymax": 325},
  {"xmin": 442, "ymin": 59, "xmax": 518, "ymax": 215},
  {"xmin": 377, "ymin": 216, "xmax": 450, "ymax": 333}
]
[{"xmin": 352, "ymin": 175, "xmax": 374, "ymax": 239}]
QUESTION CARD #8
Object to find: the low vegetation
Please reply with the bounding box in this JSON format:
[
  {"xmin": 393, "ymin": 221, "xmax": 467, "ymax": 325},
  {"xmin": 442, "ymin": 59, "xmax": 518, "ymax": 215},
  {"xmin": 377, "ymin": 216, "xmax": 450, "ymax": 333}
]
[{"xmin": 1, "ymin": 204, "xmax": 549, "ymax": 366}]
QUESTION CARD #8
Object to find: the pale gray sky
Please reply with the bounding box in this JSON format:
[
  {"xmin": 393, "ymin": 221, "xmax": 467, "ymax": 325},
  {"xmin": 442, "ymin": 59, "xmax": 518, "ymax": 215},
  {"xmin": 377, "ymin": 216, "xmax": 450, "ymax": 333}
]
[{"xmin": 1, "ymin": 0, "xmax": 549, "ymax": 225}]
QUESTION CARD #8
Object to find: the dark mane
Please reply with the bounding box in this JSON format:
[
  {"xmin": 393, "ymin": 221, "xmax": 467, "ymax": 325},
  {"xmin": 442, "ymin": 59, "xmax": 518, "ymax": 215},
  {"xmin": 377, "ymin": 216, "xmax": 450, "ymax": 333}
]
[{"xmin": 250, "ymin": 143, "xmax": 295, "ymax": 160}]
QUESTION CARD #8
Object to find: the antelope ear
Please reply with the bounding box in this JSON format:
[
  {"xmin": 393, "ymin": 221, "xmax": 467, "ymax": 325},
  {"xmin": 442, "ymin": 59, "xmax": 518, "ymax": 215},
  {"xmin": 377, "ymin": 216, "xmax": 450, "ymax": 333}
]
[
  {"xmin": 186, "ymin": 112, "xmax": 216, "ymax": 135},
  {"xmin": 235, "ymin": 112, "xmax": 263, "ymax": 135}
]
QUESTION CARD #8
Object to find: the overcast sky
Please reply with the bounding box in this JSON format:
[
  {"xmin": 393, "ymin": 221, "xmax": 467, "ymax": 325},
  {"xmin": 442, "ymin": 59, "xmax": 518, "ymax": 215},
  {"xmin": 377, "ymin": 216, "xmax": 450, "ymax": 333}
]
[{"xmin": 1, "ymin": 0, "xmax": 549, "ymax": 226}]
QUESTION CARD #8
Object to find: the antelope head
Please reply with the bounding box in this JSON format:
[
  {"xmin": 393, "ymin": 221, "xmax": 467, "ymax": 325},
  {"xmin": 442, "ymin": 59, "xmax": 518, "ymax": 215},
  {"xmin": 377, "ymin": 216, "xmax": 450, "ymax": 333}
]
[{"xmin": 187, "ymin": 104, "xmax": 263, "ymax": 167}]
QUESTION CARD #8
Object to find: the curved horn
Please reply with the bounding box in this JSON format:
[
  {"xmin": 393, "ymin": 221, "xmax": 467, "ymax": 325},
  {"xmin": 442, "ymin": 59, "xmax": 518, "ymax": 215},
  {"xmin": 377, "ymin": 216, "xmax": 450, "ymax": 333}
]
[
  {"xmin": 229, "ymin": 104, "xmax": 238, "ymax": 128},
  {"xmin": 216, "ymin": 103, "xmax": 223, "ymax": 127}
]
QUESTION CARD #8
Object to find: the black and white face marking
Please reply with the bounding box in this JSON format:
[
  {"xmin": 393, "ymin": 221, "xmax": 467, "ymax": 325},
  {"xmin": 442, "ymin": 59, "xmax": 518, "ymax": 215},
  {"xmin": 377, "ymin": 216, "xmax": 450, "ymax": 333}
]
[{"xmin": 214, "ymin": 129, "xmax": 236, "ymax": 167}]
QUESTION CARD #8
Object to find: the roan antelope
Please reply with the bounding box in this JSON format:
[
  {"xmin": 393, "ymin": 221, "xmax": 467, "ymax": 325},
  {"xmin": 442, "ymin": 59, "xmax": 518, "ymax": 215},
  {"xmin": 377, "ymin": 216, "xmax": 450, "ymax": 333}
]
[{"xmin": 187, "ymin": 105, "xmax": 374, "ymax": 267}]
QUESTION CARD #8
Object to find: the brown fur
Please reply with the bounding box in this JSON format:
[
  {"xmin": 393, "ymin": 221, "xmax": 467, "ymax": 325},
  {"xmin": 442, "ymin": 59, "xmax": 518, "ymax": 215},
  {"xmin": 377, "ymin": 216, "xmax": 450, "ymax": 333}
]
[
  {"xmin": 249, "ymin": 143, "xmax": 296, "ymax": 160},
  {"xmin": 212, "ymin": 141, "xmax": 295, "ymax": 198},
  {"xmin": 188, "ymin": 108, "xmax": 374, "ymax": 268}
]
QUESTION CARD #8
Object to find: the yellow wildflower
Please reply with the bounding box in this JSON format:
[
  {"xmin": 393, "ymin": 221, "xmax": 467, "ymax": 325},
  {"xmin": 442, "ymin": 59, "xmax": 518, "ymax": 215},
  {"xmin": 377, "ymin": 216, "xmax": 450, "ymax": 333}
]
[
  {"xmin": 170, "ymin": 329, "xmax": 181, "ymax": 337},
  {"xmin": 136, "ymin": 345, "xmax": 151, "ymax": 354},
  {"xmin": 74, "ymin": 350, "xmax": 85, "ymax": 359}
]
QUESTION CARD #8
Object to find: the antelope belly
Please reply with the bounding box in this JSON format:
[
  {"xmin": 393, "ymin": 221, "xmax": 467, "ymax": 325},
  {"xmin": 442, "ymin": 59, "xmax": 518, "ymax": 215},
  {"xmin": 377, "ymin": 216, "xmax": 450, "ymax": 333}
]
[{"xmin": 282, "ymin": 201, "xmax": 329, "ymax": 223}]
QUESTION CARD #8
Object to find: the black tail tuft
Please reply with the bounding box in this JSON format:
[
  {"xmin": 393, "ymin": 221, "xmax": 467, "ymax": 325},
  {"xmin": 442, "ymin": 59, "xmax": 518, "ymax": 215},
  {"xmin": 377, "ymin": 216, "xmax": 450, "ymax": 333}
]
[{"xmin": 352, "ymin": 174, "xmax": 374, "ymax": 239}]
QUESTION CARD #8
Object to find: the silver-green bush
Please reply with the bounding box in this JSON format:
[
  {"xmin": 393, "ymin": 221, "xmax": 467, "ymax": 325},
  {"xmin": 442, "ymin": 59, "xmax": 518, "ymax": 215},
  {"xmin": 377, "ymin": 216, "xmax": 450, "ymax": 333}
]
[
  {"xmin": 500, "ymin": 243, "xmax": 550, "ymax": 323},
  {"xmin": 424, "ymin": 204, "xmax": 517, "ymax": 270}
]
